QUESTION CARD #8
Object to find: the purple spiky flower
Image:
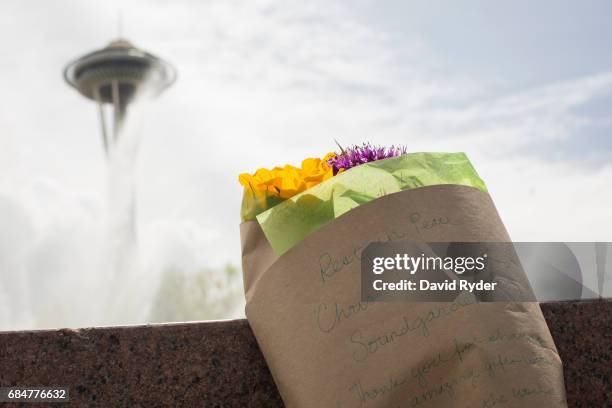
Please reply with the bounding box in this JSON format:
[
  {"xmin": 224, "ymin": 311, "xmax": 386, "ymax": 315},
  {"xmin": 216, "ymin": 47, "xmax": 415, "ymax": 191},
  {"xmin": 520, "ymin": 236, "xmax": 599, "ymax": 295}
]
[{"xmin": 327, "ymin": 143, "xmax": 407, "ymax": 174}]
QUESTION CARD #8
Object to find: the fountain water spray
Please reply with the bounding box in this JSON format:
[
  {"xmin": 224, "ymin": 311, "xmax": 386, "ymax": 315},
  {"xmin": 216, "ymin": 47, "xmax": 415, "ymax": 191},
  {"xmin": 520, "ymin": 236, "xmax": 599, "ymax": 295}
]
[{"xmin": 64, "ymin": 39, "xmax": 176, "ymax": 322}]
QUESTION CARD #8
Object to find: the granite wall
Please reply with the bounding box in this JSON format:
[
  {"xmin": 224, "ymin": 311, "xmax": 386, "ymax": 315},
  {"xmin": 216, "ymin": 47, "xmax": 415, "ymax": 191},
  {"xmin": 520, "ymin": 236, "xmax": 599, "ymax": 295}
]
[{"xmin": 0, "ymin": 300, "xmax": 610, "ymax": 407}]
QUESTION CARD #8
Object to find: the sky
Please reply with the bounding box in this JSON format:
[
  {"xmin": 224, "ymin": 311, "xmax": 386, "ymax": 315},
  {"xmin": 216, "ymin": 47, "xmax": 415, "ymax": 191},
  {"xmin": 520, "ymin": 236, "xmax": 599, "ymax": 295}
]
[{"xmin": 0, "ymin": 0, "xmax": 611, "ymax": 329}]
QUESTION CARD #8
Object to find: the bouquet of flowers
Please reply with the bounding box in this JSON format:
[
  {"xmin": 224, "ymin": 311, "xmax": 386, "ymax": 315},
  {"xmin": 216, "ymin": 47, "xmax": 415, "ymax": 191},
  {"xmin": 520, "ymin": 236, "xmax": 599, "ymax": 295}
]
[{"xmin": 238, "ymin": 144, "xmax": 567, "ymax": 407}]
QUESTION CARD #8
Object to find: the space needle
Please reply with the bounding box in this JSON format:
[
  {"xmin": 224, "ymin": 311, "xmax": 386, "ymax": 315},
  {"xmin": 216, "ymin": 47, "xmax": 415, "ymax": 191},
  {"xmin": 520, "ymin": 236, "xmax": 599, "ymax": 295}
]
[{"xmin": 63, "ymin": 38, "xmax": 176, "ymax": 155}]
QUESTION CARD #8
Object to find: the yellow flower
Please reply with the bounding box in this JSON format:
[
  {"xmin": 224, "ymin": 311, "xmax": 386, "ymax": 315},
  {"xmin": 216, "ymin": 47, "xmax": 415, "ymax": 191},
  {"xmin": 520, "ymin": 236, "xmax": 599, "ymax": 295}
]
[
  {"xmin": 301, "ymin": 157, "xmax": 334, "ymax": 188},
  {"xmin": 277, "ymin": 164, "xmax": 306, "ymax": 198},
  {"xmin": 239, "ymin": 152, "xmax": 336, "ymax": 220},
  {"xmin": 322, "ymin": 152, "xmax": 336, "ymax": 163}
]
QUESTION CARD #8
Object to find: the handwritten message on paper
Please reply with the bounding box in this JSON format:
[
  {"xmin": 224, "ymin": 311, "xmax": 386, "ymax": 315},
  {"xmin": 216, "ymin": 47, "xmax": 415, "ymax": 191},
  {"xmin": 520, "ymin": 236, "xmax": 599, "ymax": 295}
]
[
  {"xmin": 309, "ymin": 221, "xmax": 563, "ymax": 407},
  {"xmin": 246, "ymin": 186, "xmax": 566, "ymax": 408},
  {"xmin": 314, "ymin": 293, "xmax": 563, "ymax": 406}
]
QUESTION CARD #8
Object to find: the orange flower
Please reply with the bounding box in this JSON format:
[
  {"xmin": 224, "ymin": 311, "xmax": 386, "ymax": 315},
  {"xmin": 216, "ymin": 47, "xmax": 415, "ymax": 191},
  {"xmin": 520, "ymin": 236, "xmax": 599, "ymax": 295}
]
[{"xmin": 239, "ymin": 152, "xmax": 336, "ymax": 220}]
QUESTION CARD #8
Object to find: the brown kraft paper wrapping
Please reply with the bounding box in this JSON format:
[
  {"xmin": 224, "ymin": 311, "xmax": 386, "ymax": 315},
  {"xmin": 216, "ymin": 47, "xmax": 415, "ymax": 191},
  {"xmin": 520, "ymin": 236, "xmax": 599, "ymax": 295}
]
[{"xmin": 240, "ymin": 185, "xmax": 567, "ymax": 408}]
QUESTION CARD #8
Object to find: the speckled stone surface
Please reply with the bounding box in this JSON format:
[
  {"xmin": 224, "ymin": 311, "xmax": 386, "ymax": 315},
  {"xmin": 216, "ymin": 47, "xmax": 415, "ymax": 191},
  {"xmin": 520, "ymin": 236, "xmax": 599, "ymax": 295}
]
[
  {"xmin": 0, "ymin": 300, "xmax": 609, "ymax": 407},
  {"xmin": 540, "ymin": 300, "xmax": 611, "ymax": 408},
  {"xmin": 0, "ymin": 320, "xmax": 283, "ymax": 407}
]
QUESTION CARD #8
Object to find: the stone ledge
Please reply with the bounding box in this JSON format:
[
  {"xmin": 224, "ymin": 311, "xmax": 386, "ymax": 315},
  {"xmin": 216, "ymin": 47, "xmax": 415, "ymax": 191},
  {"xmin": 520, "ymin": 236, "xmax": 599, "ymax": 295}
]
[{"xmin": 0, "ymin": 300, "xmax": 610, "ymax": 407}]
